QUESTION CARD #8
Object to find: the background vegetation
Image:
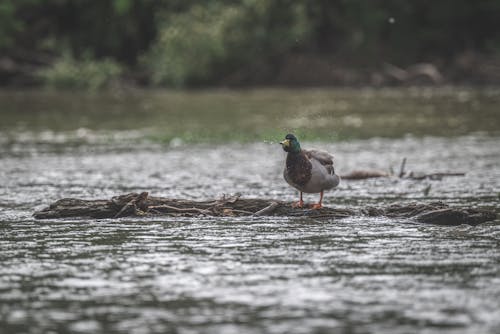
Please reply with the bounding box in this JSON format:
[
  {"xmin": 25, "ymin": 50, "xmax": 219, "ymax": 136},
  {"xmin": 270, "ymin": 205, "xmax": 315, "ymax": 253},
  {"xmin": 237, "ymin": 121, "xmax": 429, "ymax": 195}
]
[{"xmin": 1, "ymin": 0, "xmax": 500, "ymax": 88}]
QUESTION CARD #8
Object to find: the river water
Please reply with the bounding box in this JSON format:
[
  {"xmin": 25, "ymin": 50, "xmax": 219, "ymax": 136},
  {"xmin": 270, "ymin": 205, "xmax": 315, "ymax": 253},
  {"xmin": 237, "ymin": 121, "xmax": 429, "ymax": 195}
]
[{"xmin": 0, "ymin": 89, "xmax": 500, "ymax": 333}]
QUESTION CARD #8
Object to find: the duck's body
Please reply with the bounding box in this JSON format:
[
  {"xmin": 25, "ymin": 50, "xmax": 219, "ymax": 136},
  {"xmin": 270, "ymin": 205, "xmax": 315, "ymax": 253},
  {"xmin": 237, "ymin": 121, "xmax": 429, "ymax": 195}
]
[
  {"xmin": 284, "ymin": 149, "xmax": 340, "ymax": 193},
  {"xmin": 280, "ymin": 134, "xmax": 340, "ymax": 208}
]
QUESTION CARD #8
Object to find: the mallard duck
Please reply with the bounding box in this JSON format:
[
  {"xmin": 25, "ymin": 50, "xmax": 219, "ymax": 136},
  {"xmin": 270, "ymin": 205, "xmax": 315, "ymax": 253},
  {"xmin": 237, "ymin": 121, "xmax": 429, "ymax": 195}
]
[{"xmin": 280, "ymin": 134, "xmax": 340, "ymax": 209}]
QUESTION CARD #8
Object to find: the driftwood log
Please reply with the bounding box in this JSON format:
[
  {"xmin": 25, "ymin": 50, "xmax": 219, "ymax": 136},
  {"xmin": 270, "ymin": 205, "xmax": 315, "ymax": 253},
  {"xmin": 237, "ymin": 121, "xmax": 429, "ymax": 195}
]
[
  {"xmin": 33, "ymin": 192, "xmax": 496, "ymax": 226},
  {"xmin": 340, "ymin": 157, "xmax": 466, "ymax": 180}
]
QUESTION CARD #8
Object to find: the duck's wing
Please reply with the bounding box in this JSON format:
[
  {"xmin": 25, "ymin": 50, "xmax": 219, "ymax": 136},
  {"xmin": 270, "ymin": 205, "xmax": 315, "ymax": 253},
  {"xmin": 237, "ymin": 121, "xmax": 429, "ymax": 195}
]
[{"xmin": 304, "ymin": 149, "xmax": 335, "ymax": 174}]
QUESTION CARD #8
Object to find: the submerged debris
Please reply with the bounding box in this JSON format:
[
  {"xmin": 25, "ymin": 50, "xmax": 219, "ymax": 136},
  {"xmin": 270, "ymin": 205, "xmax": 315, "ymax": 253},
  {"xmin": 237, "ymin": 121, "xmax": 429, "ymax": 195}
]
[{"xmin": 33, "ymin": 192, "xmax": 496, "ymax": 226}]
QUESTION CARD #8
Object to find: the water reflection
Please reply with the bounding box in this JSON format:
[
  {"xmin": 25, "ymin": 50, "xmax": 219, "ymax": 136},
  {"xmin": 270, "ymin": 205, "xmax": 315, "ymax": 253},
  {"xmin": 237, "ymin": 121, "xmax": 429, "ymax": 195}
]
[{"xmin": 1, "ymin": 88, "xmax": 499, "ymax": 142}]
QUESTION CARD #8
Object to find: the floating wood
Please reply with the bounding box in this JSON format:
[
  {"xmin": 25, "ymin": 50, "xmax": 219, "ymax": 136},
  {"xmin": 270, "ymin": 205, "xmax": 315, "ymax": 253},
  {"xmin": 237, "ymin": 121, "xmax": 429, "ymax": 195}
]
[
  {"xmin": 340, "ymin": 158, "xmax": 466, "ymax": 181},
  {"xmin": 33, "ymin": 192, "xmax": 496, "ymax": 226},
  {"xmin": 341, "ymin": 169, "xmax": 390, "ymax": 180}
]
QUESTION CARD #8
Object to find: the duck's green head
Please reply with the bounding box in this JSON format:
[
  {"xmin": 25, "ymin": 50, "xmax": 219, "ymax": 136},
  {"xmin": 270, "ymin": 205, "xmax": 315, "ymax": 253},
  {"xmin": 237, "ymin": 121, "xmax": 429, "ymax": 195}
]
[{"xmin": 280, "ymin": 133, "xmax": 301, "ymax": 153}]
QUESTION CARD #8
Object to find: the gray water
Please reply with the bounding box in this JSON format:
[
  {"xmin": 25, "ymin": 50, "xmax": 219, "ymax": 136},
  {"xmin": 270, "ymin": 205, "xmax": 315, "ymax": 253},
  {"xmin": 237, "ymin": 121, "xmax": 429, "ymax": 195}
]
[{"xmin": 1, "ymin": 132, "xmax": 500, "ymax": 334}]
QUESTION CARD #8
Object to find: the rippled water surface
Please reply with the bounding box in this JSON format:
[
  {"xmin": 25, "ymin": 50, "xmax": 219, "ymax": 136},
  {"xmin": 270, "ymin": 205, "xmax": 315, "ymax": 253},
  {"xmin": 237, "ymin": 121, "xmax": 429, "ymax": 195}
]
[{"xmin": 1, "ymin": 89, "xmax": 500, "ymax": 333}]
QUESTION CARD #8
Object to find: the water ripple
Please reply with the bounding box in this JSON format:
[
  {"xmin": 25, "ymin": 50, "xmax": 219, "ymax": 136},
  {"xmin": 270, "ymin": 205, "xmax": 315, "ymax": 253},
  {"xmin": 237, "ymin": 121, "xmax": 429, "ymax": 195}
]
[{"xmin": 1, "ymin": 135, "xmax": 499, "ymax": 333}]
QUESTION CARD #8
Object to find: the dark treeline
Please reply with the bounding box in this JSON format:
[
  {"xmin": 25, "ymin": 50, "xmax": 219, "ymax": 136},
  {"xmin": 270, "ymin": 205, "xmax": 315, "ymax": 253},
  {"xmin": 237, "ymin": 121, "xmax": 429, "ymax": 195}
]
[{"xmin": 2, "ymin": 0, "xmax": 500, "ymax": 88}]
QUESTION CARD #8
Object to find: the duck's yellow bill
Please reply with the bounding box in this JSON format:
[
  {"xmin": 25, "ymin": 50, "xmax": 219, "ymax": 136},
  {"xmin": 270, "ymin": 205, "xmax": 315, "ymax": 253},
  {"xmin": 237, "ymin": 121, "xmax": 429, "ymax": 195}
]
[{"xmin": 280, "ymin": 139, "xmax": 290, "ymax": 147}]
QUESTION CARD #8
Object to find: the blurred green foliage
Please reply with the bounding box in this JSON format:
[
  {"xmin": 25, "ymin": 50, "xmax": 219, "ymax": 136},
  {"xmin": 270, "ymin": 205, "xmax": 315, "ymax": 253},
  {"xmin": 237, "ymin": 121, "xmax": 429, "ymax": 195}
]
[
  {"xmin": 144, "ymin": 1, "xmax": 309, "ymax": 86},
  {"xmin": 0, "ymin": 0, "xmax": 20, "ymax": 48},
  {"xmin": 37, "ymin": 53, "xmax": 123, "ymax": 91},
  {"xmin": 2, "ymin": 0, "xmax": 500, "ymax": 88}
]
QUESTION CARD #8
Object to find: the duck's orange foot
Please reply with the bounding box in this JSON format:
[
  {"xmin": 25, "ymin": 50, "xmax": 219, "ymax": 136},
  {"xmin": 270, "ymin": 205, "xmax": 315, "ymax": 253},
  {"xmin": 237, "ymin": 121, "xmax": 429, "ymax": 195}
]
[
  {"xmin": 292, "ymin": 200, "xmax": 304, "ymax": 208},
  {"xmin": 310, "ymin": 203, "xmax": 323, "ymax": 210}
]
